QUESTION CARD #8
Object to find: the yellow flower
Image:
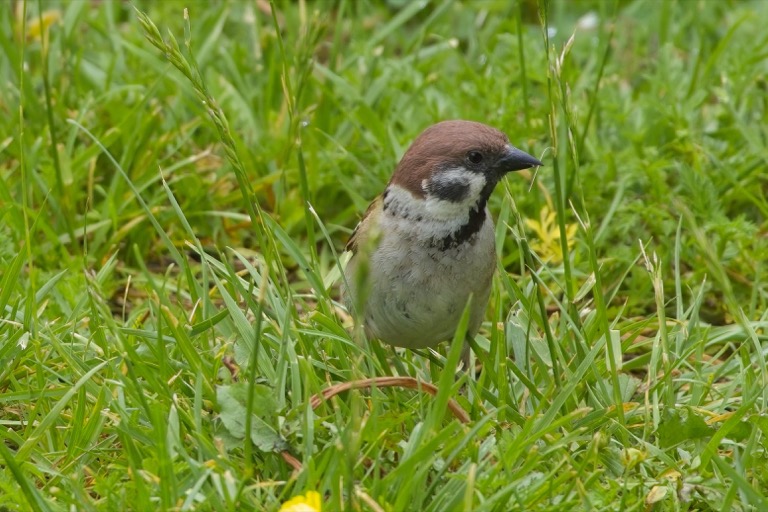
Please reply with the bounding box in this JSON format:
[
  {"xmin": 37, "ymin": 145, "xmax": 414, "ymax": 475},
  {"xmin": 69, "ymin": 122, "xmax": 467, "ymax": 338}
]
[
  {"xmin": 279, "ymin": 491, "xmax": 322, "ymax": 512},
  {"xmin": 15, "ymin": 4, "xmax": 61, "ymax": 44},
  {"xmin": 28, "ymin": 10, "xmax": 61, "ymax": 42},
  {"xmin": 524, "ymin": 202, "xmax": 577, "ymax": 264}
]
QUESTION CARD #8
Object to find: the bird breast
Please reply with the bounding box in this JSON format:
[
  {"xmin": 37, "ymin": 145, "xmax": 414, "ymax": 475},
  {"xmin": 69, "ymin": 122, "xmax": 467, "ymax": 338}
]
[{"xmin": 344, "ymin": 190, "xmax": 497, "ymax": 349}]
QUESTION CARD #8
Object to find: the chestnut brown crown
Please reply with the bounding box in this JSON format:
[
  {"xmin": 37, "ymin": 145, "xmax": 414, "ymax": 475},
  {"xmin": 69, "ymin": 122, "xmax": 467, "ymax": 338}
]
[{"xmin": 389, "ymin": 120, "xmax": 541, "ymax": 198}]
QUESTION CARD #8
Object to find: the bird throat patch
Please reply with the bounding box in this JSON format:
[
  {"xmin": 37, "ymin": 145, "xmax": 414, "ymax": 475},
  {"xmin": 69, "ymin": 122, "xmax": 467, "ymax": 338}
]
[
  {"xmin": 381, "ymin": 183, "xmax": 490, "ymax": 251},
  {"xmin": 434, "ymin": 203, "xmax": 488, "ymax": 250}
]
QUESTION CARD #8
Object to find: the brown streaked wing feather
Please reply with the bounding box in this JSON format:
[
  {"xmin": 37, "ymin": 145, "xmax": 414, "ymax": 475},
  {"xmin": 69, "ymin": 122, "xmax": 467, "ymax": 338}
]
[{"xmin": 345, "ymin": 195, "xmax": 383, "ymax": 254}]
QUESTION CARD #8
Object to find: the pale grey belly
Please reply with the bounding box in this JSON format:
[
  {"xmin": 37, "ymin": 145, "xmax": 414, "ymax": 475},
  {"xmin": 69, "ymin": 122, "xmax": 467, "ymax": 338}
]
[{"xmin": 345, "ymin": 222, "xmax": 496, "ymax": 349}]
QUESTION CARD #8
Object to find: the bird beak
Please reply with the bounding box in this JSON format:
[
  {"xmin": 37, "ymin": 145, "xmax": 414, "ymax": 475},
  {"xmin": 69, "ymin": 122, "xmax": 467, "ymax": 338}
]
[{"xmin": 497, "ymin": 145, "xmax": 543, "ymax": 173}]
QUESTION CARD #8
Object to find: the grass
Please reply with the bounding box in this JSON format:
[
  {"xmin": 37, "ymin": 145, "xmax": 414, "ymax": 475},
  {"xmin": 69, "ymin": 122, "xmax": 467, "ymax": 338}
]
[{"xmin": 1, "ymin": 0, "xmax": 768, "ymax": 510}]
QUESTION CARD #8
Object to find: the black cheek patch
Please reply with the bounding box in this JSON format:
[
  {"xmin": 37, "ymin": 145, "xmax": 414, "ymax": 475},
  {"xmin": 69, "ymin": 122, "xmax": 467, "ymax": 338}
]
[{"xmin": 427, "ymin": 178, "xmax": 470, "ymax": 203}]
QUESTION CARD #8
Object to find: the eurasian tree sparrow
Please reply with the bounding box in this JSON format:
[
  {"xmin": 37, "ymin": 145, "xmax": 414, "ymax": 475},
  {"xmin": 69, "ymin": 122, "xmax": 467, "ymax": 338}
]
[{"xmin": 343, "ymin": 120, "xmax": 542, "ymax": 359}]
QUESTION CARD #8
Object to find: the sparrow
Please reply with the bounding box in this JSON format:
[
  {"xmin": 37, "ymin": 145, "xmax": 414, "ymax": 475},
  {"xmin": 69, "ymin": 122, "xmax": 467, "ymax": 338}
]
[{"xmin": 342, "ymin": 120, "xmax": 542, "ymax": 359}]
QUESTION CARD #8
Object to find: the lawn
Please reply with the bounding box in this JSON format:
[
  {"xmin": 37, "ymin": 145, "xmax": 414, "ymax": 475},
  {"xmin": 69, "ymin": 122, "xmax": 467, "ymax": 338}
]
[{"xmin": 2, "ymin": 0, "xmax": 768, "ymax": 510}]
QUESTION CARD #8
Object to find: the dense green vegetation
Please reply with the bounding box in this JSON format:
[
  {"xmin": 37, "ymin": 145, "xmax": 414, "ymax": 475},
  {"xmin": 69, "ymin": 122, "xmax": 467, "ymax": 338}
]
[{"xmin": 1, "ymin": 0, "xmax": 767, "ymax": 509}]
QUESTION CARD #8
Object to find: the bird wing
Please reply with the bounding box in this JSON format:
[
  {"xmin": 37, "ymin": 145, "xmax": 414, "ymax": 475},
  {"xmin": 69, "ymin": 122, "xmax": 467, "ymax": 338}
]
[{"xmin": 345, "ymin": 195, "xmax": 383, "ymax": 254}]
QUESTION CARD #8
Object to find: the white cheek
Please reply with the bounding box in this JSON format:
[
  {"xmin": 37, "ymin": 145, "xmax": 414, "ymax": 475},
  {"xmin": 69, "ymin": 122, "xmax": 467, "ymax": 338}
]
[{"xmin": 423, "ymin": 167, "xmax": 486, "ymax": 220}]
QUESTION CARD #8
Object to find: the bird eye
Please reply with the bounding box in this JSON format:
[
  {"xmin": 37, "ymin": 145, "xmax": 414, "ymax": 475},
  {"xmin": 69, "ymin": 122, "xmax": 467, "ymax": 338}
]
[{"xmin": 467, "ymin": 151, "xmax": 484, "ymax": 164}]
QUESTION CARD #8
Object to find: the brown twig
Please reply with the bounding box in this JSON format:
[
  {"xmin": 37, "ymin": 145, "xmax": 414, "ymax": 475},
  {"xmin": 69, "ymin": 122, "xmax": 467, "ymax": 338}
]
[
  {"xmin": 309, "ymin": 376, "xmax": 471, "ymax": 424},
  {"xmin": 221, "ymin": 356, "xmax": 239, "ymax": 381},
  {"xmin": 280, "ymin": 450, "xmax": 302, "ymax": 472},
  {"xmin": 279, "ymin": 376, "xmax": 471, "ymax": 471}
]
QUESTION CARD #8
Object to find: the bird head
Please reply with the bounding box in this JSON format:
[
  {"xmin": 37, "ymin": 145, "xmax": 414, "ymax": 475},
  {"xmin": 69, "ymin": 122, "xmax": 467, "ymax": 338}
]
[{"xmin": 389, "ymin": 120, "xmax": 542, "ymax": 220}]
